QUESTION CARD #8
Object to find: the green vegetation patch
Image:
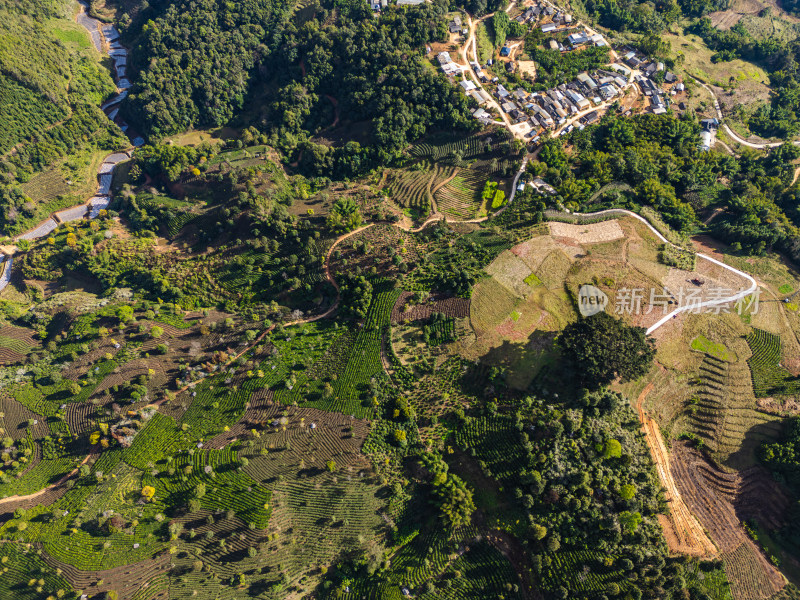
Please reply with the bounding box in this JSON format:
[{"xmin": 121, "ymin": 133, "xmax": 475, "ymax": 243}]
[
  {"xmin": 690, "ymin": 335, "xmax": 733, "ymax": 361},
  {"xmin": 0, "ymin": 543, "xmax": 73, "ymax": 599},
  {"xmin": 659, "ymin": 244, "xmax": 697, "ymax": 271},
  {"xmin": 524, "ymin": 272, "xmax": 542, "ymax": 287}
]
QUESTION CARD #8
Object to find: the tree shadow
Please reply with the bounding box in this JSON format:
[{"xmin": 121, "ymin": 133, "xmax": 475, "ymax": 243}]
[
  {"xmin": 722, "ymin": 418, "xmax": 783, "ymax": 473},
  {"xmin": 471, "ymin": 330, "xmax": 560, "ymax": 394}
]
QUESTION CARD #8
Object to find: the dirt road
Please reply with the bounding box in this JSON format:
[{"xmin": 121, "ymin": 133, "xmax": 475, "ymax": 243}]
[
  {"xmin": 0, "ymin": 453, "xmax": 94, "ymax": 509},
  {"xmin": 460, "ymin": 13, "xmax": 518, "ymax": 135},
  {"xmin": 636, "ymin": 384, "xmax": 718, "ymax": 556}
]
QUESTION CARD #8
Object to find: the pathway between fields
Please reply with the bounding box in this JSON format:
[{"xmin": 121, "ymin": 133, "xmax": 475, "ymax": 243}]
[{"xmin": 0, "ymin": 453, "xmax": 93, "ymax": 508}]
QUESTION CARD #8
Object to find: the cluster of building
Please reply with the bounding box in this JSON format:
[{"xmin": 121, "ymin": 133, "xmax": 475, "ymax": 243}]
[
  {"xmin": 515, "ymin": 1, "xmax": 570, "ymax": 29},
  {"xmin": 699, "ymin": 118, "xmax": 720, "ymax": 151},
  {"xmin": 518, "ymin": 177, "xmax": 557, "ymax": 196},
  {"xmin": 437, "ymin": 51, "xmax": 464, "ymax": 77},
  {"xmin": 481, "ymin": 69, "xmax": 631, "ymax": 136},
  {"xmin": 448, "ymin": 15, "xmax": 468, "ymax": 36},
  {"xmin": 622, "ymin": 49, "xmax": 684, "ymax": 116},
  {"xmin": 430, "ymin": 2, "xmax": 691, "ymax": 150}
]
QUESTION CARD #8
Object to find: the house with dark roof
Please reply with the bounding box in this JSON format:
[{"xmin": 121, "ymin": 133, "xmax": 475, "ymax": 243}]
[{"xmin": 625, "ymin": 56, "xmax": 641, "ymax": 68}]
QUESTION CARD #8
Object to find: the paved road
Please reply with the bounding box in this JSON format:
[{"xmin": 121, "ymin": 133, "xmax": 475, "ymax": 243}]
[
  {"xmin": 692, "ymin": 78, "xmax": 800, "ymax": 149},
  {"xmin": 560, "ymin": 208, "xmax": 758, "ymax": 334}
]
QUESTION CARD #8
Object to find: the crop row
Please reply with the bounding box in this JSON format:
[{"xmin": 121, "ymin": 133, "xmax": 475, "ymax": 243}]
[
  {"xmin": 0, "ymin": 543, "xmax": 73, "ymax": 599},
  {"xmin": 264, "ymin": 473, "xmax": 384, "ymax": 585},
  {"xmin": 454, "ymin": 416, "xmax": 527, "ymax": 482},
  {"xmin": 386, "ymin": 169, "xmax": 432, "ymax": 212},
  {"xmin": 542, "ymin": 550, "xmax": 625, "ymax": 595},
  {"xmin": 418, "ymin": 541, "xmax": 523, "ymax": 599},
  {"xmin": 746, "ymin": 329, "xmax": 800, "ymax": 397},
  {"xmin": 410, "ymin": 131, "xmax": 512, "ymax": 162},
  {"xmin": 300, "ymin": 286, "xmax": 400, "ymax": 418},
  {"xmin": 435, "ymin": 170, "xmax": 487, "ymax": 220},
  {"xmin": 155, "ymin": 447, "xmax": 271, "ymax": 528}
]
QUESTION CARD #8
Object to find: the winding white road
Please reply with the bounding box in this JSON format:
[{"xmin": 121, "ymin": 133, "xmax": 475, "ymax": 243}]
[
  {"xmin": 563, "ymin": 208, "xmax": 758, "ymax": 334},
  {"xmin": 0, "ymin": 2, "xmax": 137, "ymax": 293},
  {"xmin": 692, "ymin": 78, "xmax": 800, "ymax": 150}
]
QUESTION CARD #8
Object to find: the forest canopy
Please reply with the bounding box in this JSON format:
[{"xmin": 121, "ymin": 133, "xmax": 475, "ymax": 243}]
[{"xmin": 119, "ymin": 0, "xmax": 475, "ymax": 179}]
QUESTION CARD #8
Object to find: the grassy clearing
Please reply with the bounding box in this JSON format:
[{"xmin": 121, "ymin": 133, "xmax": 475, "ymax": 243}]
[
  {"xmin": 476, "ymin": 23, "xmax": 493, "ymax": 64},
  {"xmin": 690, "ymin": 335, "xmax": 733, "ymax": 361},
  {"xmin": 536, "ymin": 250, "xmax": 574, "ymax": 290},
  {"xmin": 47, "ymin": 19, "xmax": 92, "ymax": 49},
  {"xmin": 667, "ymin": 29, "xmax": 769, "ymax": 89},
  {"xmin": 524, "ymin": 272, "xmax": 542, "ymax": 287}
]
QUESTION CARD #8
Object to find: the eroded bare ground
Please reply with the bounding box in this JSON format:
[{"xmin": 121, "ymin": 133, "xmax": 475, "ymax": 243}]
[{"xmin": 670, "ymin": 441, "xmax": 787, "ymax": 600}]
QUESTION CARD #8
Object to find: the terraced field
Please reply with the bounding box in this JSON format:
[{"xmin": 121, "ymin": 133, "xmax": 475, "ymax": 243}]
[
  {"xmin": 671, "ymin": 443, "xmax": 785, "ymax": 600},
  {"xmin": 410, "ymin": 130, "xmax": 514, "ymax": 162},
  {"xmin": 688, "ymin": 355, "xmax": 782, "ymax": 466},
  {"xmin": 434, "ymin": 170, "xmax": 489, "ymax": 220}
]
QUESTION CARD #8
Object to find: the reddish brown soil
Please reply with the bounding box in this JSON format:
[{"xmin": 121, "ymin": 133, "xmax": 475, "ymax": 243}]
[{"xmin": 391, "ymin": 291, "xmax": 470, "ymax": 324}]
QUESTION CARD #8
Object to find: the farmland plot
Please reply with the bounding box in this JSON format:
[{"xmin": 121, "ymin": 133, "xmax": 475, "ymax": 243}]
[
  {"xmin": 434, "ymin": 170, "xmax": 488, "ymax": 220},
  {"xmin": 746, "ymin": 329, "xmax": 800, "ymax": 397},
  {"xmin": 410, "ymin": 129, "xmax": 514, "ymax": 162},
  {"xmin": 548, "ymin": 220, "xmax": 625, "ymax": 244},
  {"xmin": 385, "ymin": 168, "xmax": 433, "ymax": 214},
  {"xmin": 262, "ymin": 471, "xmax": 385, "ymax": 589},
  {"xmin": 670, "ymin": 442, "xmax": 785, "ymax": 600},
  {"xmin": 485, "ymin": 250, "xmax": 538, "ymax": 298},
  {"xmin": 391, "ymin": 291, "xmax": 470, "ymax": 323}
]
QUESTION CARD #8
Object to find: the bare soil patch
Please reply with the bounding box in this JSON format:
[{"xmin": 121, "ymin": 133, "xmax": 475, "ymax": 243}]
[
  {"xmin": 391, "ymin": 292, "xmax": 470, "ymax": 323},
  {"xmin": 637, "ymin": 385, "xmax": 718, "ymax": 557},
  {"xmin": 548, "ymin": 219, "xmax": 625, "ymax": 244},
  {"xmin": 517, "ymin": 60, "xmax": 536, "ymax": 80}
]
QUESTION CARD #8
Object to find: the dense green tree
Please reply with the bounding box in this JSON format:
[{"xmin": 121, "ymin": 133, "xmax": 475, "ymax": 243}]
[
  {"xmin": 432, "ymin": 474, "xmax": 476, "ymax": 528},
  {"xmin": 491, "ymin": 11, "xmax": 509, "ymax": 48},
  {"xmin": 326, "ymin": 198, "xmax": 363, "ymax": 233},
  {"xmin": 557, "ymin": 312, "xmax": 655, "ymax": 387}
]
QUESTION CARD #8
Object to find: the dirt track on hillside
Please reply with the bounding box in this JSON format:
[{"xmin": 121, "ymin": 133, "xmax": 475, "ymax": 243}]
[{"xmin": 636, "ymin": 384, "xmax": 718, "ymax": 556}]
